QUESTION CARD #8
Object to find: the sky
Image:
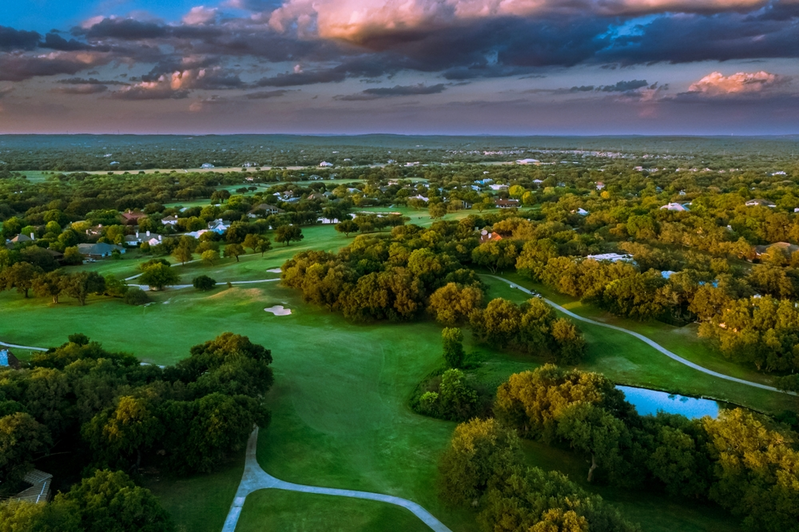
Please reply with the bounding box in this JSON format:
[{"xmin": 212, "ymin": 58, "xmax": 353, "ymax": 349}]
[{"xmin": 0, "ymin": 0, "xmax": 798, "ymax": 135}]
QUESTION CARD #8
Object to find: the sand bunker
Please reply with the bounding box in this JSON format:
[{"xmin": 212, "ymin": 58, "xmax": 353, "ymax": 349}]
[
  {"xmin": 266, "ymin": 268, "xmax": 282, "ymax": 273},
  {"xmin": 264, "ymin": 305, "xmax": 292, "ymax": 316}
]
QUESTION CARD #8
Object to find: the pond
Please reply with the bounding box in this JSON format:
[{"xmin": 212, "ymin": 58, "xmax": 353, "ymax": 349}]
[{"xmin": 616, "ymin": 385, "xmax": 719, "ymax": 419}]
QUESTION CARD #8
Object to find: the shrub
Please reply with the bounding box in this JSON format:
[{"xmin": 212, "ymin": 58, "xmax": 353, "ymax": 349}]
[
  {"xmin": 193, "ymin": 275, "xmax": 217, "ymax": 291},
  {"xmin": 123, "ymin": 288, "xmax": 150, "ymax": 306}
]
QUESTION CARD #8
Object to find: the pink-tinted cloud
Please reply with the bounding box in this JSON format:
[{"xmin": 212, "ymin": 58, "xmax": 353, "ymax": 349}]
[
  {"xmin": 268, "ymin": 0, "xmax": 770, "ymax": 42},
  {"xmin": 687, "ymin": 71, "xmax": 788, "ymax": 96},
  {"xmin": 110, "ymin": 66, "xmax": 242, "ymax": 100},
  {"xmin": 183, "ymin": 6, "xmax": 219, "ymax": 26}
]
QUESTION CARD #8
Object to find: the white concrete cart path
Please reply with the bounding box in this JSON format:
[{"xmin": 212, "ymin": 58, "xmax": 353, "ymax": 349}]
[
  {"xmin": 221, "ymin": 427, "xmax": 452, "ymax": 532},
  {"xmin": 487, "ymin": 275, "xmax": 796, "ymax": 396}
]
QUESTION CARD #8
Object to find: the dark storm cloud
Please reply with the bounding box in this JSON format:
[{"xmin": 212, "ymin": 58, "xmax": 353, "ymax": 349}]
[
  {"xmin": 53, "ymin": 84, "xmax": 109, "ymax": 94},
  {"xmin": 245, "ymin": 89, "xmax": 289, "ymax": 99},
  {"xmin": 256, "ymin": 69, "xmax": 348, "ymax": 87},
  {"xmin": 42, "ymin": 32, "xmax": 101, "ymax": 51},
  {"xmin": 81, "ymin": 18, "xmax": 169, "ymax": 40},
  {"xmin": 336, "ymin": 83, "xmax": 447, "ymax": 100},
  {"xmin": 0, "ymin": 26, "xmax": 41, "ymax": 51},
  {"xmin": 0, "ymin": 53, "xmax": 112, "ymax": 82},
  {"xmin": 58, "ymin": 77, "xmax": 129, "ymax": 86},
  {"xmin": 602, "ymin": 12, "xmax": 799, "ymax": 64},
  {"xmin": 110, "ymin": 86, "xmax": 190, "ymax": 100},
  {"xmin": 254, "ymin": 56, "xmax": 398, "ymax": 87}
]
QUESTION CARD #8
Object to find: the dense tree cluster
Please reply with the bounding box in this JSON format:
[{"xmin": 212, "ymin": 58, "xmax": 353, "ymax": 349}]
[
  {"xmin": 282, "ymin": 223, "xmax": 485, "ymax": 321},
  {"xmin": 493, "ymin": 365, "xmax": 799, "ymax": 532},
  {"xmin": 438, "ymin": 418, "xmax": 640, "ymax": 532},
  {"xmin": 0, "ymin": 333, "xmax": 272, "ymax": 508},
  {"xmin": 471, "ymin": 298, "xmax": 585, "ymax": 365},
  {"xmin": 0, "ymin": 469, "xmax": 175, "ymax": 532}
]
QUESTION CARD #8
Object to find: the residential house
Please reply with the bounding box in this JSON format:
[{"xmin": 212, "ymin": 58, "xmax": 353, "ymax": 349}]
[
  {"xmin": 208, "ymin": 219, "xmax": 230, "ymax": 234},
  {"xmin": 319, "ymin": 161, "xmax": 334, "ymax": 168},
  {"xmin": 479, "ymin": 230, "xmax": 503, "ymax": 244},
  {"xmin": 572, "ymin": 208, "xmax": 589, "ymax": 216},
  {"xmin": 248, "ymin": 204, "xmax": 283, "ymax": 218},
  {"xmin": 201, "ymin": 163, "xmax": 215, "ymax": 169},
  {"xmin": 0, "ymin": 349, "xmax": 20, "ymax": 369},
  {"xmin": 85, "ymin": 225, "xmax": 104, "ymax": 237},
  {"xmin": 119, "ymin": 210, "xmax": 147, "ymax": 226},
  {"xmin": 489, "ymin": 184, "xmax": 509, "ymax": 191},
  {"xmin": 515, "ymin": 158, "xmax": 540, "ymax": 165},
  {"xmin": 585, "ymin": 253, "xmax": 634, "ymax": 263},
  {"xmin": 77, "ymin": 243, "xmax": 126, "ymax": 258},
  {"xmin": 8, "ymin": 233, "xmax": 35, "ymax": 244},
  {"xmin": 595, "ymin": 182, "xmax": 605, "ymax": 190},
  {"xmin": 660, "ymin": 202, "xmax": 690, "ymax": 212},
  {"xmin": 495, "ymin": 199, "xmax": 520, "ymax": 209},
  {"xmin": 307, "ymin": 192, "xmax": 326, "ymax": 201},
  {"xmin": 754, "ymin": 242, "xmax": 799, "ymax": 258},
  {"xmin": 186, "ymin": 229, "xmax": 209, "ymax": 239},
  {"xmin": 161, "ymin": 215, "xmax": 179, "ymax": 226},
  {"xmin": 125, "ymin": 231, "xmax": 163, "ymax": 247},
  {"xmin": 745, "ymin": 199, "xmax": 776, "ymax": 208}
]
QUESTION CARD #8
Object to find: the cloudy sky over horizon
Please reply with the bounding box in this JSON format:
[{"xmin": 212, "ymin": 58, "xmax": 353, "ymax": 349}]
[{"xmin": 1, "ymin": 0, "xmax": 798, "ymax": 135}]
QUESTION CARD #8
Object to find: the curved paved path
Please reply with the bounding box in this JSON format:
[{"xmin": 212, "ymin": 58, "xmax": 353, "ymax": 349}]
[
  {"xmin": 0, "ymin": 340, "xmax": 48, "ymax": 352},
  {"xmin": 487, "ymin": 275, "xmax": 796, "ymax": 396},
  {"xmin": 222, "ymin": 427, "xmax": 452, "ymax": 532}
]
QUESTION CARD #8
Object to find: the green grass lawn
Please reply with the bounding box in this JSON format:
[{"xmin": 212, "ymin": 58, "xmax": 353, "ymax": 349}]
[
  {"xmin": 236, "ymin": 490, "xmax": 432, "ymax": 532},
  {"xmin": 143, "ymin": 460, "xmax": 244, "ymax": 532}
]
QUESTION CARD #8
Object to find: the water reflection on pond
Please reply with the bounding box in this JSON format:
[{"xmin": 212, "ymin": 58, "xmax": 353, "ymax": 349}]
[{"xmin": 616, "ymin": 385, "xmax": 719, "ymax": 419}]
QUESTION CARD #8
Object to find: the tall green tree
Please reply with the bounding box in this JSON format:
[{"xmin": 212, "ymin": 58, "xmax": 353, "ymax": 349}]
[
  {"xmin": 32, "ymin": 269, "xmax": 68, "ymax": 304},
  {"xmin": 55, "ymin": 469, "xmax": 175, "ymax": 532},
  {"xmin": 139, "ymin": 263, "xmax": 179, "ymax": 291},
  {"xmin": 275, "ymin": 225, "xmax": 303, "ymax": 246},
  {"xmin": 442, "ymin": 327, "xmax": 465, "ymax": 368},
  {"xmin": 0, "ymin": 261, "xmax": 43, "ymax": 298},
  {"xmin": 0, "ymin": 413, "xmax": 52, "ymax": 486},
  {"xmin": 223, "ymin": 243, "xmax": 245, "ymax": 262},
  {"xmin": 63, "ymin": 271, "xmax": 106, "ymax": 305},
  {"xmin": 82, "ymin": 396, "xmax": 163, "ymax": 472}
]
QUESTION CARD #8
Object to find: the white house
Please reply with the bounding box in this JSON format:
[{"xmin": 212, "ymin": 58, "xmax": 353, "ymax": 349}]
[
  {"xmin": 572, "ymin": 208, "xmax": 589, "ymax": 216},
  {"xmin": 489, "ymin": 184, "xmax": 509, "ymax": 191},
  {"xmin": 144, "ymin": 231, "xmax": 163, "ymax": 246},
  {"xmin": 585, "ymin": 253, "xmax": 634, "ymax": 263},
  {"xmin": 515, "ymin": 158, "xmax": 540, "ymax": 165},
  {"xmin": 319, "ymin": 161, "xmax": 334, "ymax": 168},
  {"xmin": 409, "ymin": 194, "xmax": 429, "ymax": 202},
  {"xmin": 660, "ymin": 202, "xmax": 690, "ymax": 212},
  {"xmin": 208, "ymin": 219, "xmax": 230, "ymax": 234},
  {"xmin": 161, "ymin": 215, "xmax": 179, "ymax": 226},
  {"xmin": 186, "ymin": 229, "xmax": 210, "ymax": 239},
  {"xmin": 248, "ymin": 204, "xmax": 283, "ymax": 218},
  {"xmin": 201, "ymin": 163, "xmax": 215, "ymax": 169},
  {"xmin": 745, "ymin": 199, "xmax": 776, "ymax": 208}
]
